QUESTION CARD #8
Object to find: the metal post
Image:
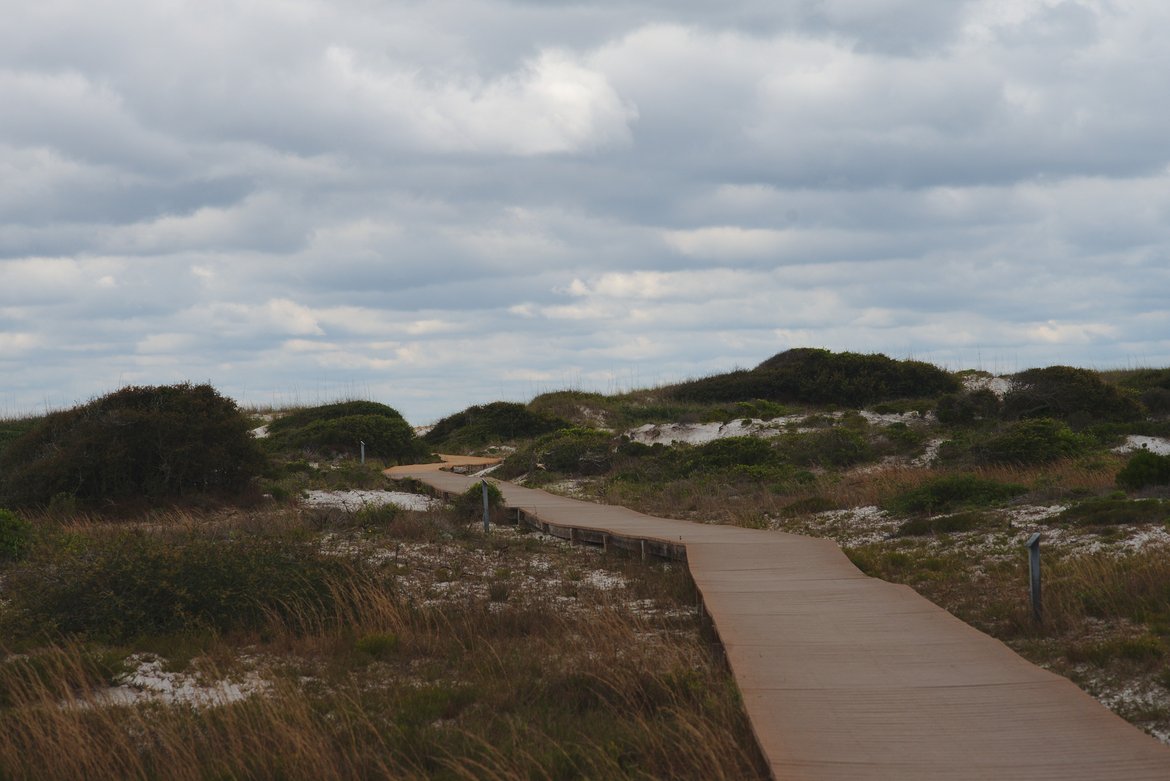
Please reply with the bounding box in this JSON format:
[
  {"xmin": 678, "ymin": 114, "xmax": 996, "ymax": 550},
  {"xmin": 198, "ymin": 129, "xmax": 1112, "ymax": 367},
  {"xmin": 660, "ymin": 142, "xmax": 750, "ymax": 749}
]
[
  {"xmin": 481, "ymin": 480, "xmax": 490, "ymax": 533},
  {"xmin": 360, "ymin": 440, "xmax": 365, "ymax": 465},
  {"xmin": 1026, "ymin": 533, "xmax": 1042, "ymax": 623}
]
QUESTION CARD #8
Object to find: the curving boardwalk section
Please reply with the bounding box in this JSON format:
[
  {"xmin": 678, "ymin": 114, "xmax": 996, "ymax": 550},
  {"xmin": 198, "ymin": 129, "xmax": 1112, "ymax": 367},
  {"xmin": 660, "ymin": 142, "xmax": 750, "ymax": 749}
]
[{"xmin": 388, "ymin": 461, "xmax": 1170, "ymax": 780}]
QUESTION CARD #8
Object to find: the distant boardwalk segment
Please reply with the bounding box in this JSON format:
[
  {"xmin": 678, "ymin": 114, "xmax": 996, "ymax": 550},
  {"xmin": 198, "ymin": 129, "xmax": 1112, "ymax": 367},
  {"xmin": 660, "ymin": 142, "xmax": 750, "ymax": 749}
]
[{"xmin": 389, "ymin": 459, "xmax": 1170, "ymax": 780}]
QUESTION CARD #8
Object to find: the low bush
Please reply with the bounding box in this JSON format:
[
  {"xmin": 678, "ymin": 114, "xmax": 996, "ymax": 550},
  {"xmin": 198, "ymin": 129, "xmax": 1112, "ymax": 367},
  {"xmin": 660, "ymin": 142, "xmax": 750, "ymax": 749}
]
[
  {"xmin": 451, "ymin": 480, "xmax": 505, "ymax": 524},
  {"xmin": 1, "ymin": 527, "xmax": 362, "ymax": 643},
  {"xmin": 884, "ymin": 474, "xmax": 1028, "ymax": 515},
  {"xmin": 895, "ymin": 511, "xmax": 998, "ymax": 537},
  {"xmin": 936, "ymin": 389, "xmax": 1001, "ymax": 426},
  {"xmin": 268, "ymin": 410, "xmax": 424, "ymax": 463},
  {"xmin": 0, "ymin": 509, "xmax": 32, "ymax": 561},
  {"xmin": 732, "ymin": 399, "xmax": 794, "ymax": 421},
  {"xmin": 1116, "ymin": 450, "xmax": 1170, "ymax": 491},
  {"xmin": 424, "ymin": 401, "xmax": 568, "ymax": 448},
  {"xmin": 671, "ymin": 349, "xmax": 958, "ymax": 407},
  {"xmin": 1057, "ymin": 498, "xmax": 1169, "ymax": 527},
  {"xmin": 781, "ymin": 428, "xmax": 873, "ymax": 468},
  {"xmin": 266, "ymin": 400, "xmax": 404, "ymax": 435},
  {"xmin": 973, "ymin": 418, "xmax": 1092, "ymax": 465},
  {"xmin": 779, "ymin": 496, "xmax": 837, "ymax": 517},
  {"xmin": 688, "ymin": 436, "xmax": 776, "ymax": 469},
  {"xmin": 1003, "ymin": 366, "xmax": 1143, "ymax": 426},
  {"xmin": 499, "ymin": 428, "xmax": 614, "ymax": 477}
]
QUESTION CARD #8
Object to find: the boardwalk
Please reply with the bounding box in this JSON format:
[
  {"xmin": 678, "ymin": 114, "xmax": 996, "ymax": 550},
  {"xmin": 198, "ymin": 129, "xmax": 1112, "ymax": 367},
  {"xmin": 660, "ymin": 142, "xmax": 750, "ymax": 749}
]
[{"xmin": 388, "ymin": 461, "xmax": 1170, "ymax": 780}]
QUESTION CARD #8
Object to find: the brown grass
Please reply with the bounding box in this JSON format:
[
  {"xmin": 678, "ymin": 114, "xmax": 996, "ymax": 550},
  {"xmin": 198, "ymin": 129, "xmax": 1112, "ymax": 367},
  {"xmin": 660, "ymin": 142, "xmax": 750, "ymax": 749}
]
[{"xmin": 0, "ymin": 508, "xmax": 767, "ymax": 780}]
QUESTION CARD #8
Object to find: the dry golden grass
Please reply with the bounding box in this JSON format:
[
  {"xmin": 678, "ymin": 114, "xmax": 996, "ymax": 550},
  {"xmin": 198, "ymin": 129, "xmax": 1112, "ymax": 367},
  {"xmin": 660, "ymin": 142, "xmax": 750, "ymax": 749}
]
[{"xmin": 0, "ymin": 508, "xmax": 767, "ymax": 781}]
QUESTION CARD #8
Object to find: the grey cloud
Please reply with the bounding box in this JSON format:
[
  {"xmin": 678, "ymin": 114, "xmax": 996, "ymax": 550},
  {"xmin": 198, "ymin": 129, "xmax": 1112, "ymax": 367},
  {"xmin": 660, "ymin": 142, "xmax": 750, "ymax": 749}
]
[{"xmin": 3, "ymin": 0, "xmax": 1170, "ymax": 424}]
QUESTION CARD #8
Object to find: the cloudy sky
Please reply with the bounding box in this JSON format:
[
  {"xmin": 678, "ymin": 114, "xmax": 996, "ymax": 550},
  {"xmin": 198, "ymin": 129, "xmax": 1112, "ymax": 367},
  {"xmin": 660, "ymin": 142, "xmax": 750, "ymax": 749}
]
[{"xmin": 3, "ymin": 0, "xmax": 1169, "ymax": 423}]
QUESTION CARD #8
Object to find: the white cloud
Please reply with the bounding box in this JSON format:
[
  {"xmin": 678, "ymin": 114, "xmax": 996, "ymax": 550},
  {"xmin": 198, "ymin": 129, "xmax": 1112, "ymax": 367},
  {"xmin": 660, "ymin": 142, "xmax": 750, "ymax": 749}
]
[
  {"xmin": 322, "ymin": 46, "xmax": 638, "ymax": 155},
  {"xmin": 2, "ymin": 0, "xmax": 1170, "ymax": 423}
]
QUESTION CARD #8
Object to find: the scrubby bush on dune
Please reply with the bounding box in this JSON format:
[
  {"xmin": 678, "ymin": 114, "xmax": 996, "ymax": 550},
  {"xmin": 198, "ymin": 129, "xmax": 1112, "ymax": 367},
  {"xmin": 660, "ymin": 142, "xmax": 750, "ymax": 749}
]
[
  {"xmin": 1141, "ymin": 388, "xmax": 1170, "ymax": 416},
  {"xmin": 265, "ymin": 401, "xmax": 426, "ymax": 463},
  {"xmin": 265, "ymin": 400, "xmax": 403, "ymax": 435},
  {"xmin": 498, "ymin": 428, "xmax": 615, "ymax": 478},
  {"xmin": 450, "ymin": 480, "xmax": 505, "ymax": 524},
  {"xmin": 1057, "ymin": 497, "xmax": 1169, "ymax": 527},
  {"xmin": 935, "ymin": 389, "xmax": 1001, "ymax": 426},
  {"xmin": 1116, "ymin": 450, "xmax": 1170, "ymax": 491},
  {"xmin": 670, "ymin": 348, "xmax": 959, "ymax": 407},
  {"xmin": 1003, "ymin": 366, "xmax": 1143, "ymax": 427},
  {"xmin": 884, "ymin": 474, "xmax": 1028, "ymax": 516},
  {"xmin": 0, "ymin": 384, "xmax": 266, "ymax": 508},
  {"xmin": 780, "ymin": 427, "xmax": 874, "ymax": 468},
  {"xmin": 973, "ymin": 418, "xmax": 1093, "ymax": 465},
  {"xmin": 424, "ymin": 401, "xmax": 568, "ymax": 449}
]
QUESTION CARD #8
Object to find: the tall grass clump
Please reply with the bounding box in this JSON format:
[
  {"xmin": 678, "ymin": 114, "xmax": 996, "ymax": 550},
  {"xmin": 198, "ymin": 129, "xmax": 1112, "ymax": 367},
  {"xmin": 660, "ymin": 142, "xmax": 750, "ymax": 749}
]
[
  {"xmin": 0, "ymin": 503, "xmax": 768, "ymax": 781},
  {"xmin": 2, "ymin": 524, "xmax": 368, "ymax": 644},
  {"xmin": 1047, "ymin": 549, "xmax": 1170, "ymax": 629}
]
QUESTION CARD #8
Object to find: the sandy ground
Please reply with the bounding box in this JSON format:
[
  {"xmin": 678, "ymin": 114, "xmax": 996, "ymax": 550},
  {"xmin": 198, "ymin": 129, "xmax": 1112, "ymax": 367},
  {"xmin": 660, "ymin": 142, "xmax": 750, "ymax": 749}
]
[{"xmin": 1114, "ymin": 436, "xmax": 1170, "ymax": 456}]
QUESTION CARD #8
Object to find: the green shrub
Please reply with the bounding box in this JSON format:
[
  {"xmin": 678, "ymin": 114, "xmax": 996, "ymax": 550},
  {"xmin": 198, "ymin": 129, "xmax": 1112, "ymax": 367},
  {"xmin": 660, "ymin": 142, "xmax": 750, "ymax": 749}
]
[
  {"xmin": 671, "ymin": 348, "xmax": 958, "ymax": 407},
  {"xmin": 1141, "ymin": 388, "xmax": 1170, "ymax": 416},
  {"xmin": 732, "ymin": 399, "xmax": 793, "ymax": 421},
  {"xmin": 688, "ymin": 437, "xmax": 776, "ymax": 469},
  {"xmin": 782, "ymin": 428, "xmax": 873, "ymax": 468},
  {"xmin": 451, "ymin": 480, "xmax": 505, "ymax": 523},
  {"xmin": 1057, "ymin": 498, "xmax": 1169, "ymax": 527},
  {"xmin": 779, "ymin": 496, "xmax": 837, "ymax": 517},
  {"xmin": 974, "ymin": 418, "xmax": 1092, "ymax": 465},
  {"xmin": 266, "ymin": 400, "xmax": 405, "ymax": 435},
  {"xmin": 0, "ymin": 384, "xmax": 266, "ymax": 508},
  {"xmin": 424, "ymin": 401, "xmax": 568, "ymax": 448},
  {"xmin": 895, "ymin": 511, "xmax": 997, "ymax": 537},
  {"xmin": 269, "ymin": 413, "xmax": 424, "ymax": 462},
  {"xmin": 881, "ymin": 422, "xmax": 926, "ymax": 453},
  {"xmin": 936, "ymin": 389, "xmax": 1001, "ymax": 426},
  {"xmin": 0, "ymin": 509, "xmax": 32, "ymax": 561},
  {"xmin": 500, "ymin": 428, "xmax": 614, "ymax": 477},
  {"xmin": 1, "ymin": 527, "xmax": 359, "ymax": 643},
  {"xmin": 1003, "ymin": 366, "xmax": 1143, "ymax": 426},
  {"xmin": 0, "ymin": 416, "xmax": 40, "ymax": 461},
  {"xmin": 1117, "ymin": 450, "xmax": 1170, "ymax": 491},
  {"xmin": 885, "ymin": 474, "xmax": 1028, "ymax": 515}
]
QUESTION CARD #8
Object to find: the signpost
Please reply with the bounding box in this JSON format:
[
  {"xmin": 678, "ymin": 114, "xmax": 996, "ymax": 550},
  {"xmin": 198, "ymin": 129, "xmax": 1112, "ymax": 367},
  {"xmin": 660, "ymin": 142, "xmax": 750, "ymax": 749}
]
[
  {"xmin": 481, "ymin": 480, "xmax": 490, "ymax": 533},
  {"xmin": 1026, "ymin": 533, "xmax": 1042, "ymax": 623}
]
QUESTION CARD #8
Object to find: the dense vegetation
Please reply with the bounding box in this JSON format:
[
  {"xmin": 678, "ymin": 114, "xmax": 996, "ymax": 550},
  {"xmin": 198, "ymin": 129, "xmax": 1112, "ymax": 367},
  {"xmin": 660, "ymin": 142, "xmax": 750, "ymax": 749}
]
[
  {"xmin": 0, "ymin": 500, "xmax": 765, "ymax": 780},
  {"xmin": 264, "ymin": 400, "xmax": 426, "ymax": 463},
  {"xmin": 424, "ymin": 401, "xmax": 568, "ymax": 449},
  {"xmin": 4, "ymin": 350, "xmax": 1170, "ymax": 761},
  {"xmin": 0, "ymin": 384, "xmax": 265, "ymax": 508},
  {"xmin": 669, "ymin": 348, "xmax": 959, "ymax": 407}
]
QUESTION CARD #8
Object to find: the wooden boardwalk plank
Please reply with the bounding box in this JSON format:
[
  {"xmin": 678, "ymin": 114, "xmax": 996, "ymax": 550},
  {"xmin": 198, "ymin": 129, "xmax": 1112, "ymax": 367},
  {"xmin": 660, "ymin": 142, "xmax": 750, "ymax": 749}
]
[{"xmin": 389, "ymin": 461, "xmax": 1170, "ymax": 780}]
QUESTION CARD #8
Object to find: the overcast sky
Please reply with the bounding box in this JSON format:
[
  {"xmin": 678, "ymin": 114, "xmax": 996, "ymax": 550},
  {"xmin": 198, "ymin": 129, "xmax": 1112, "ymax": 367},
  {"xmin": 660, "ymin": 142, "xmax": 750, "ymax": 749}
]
[{"xmin": 3, "ymin": 0, "xmax": 1169, "ymax": 423}]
